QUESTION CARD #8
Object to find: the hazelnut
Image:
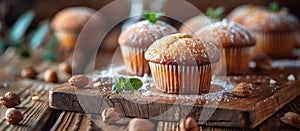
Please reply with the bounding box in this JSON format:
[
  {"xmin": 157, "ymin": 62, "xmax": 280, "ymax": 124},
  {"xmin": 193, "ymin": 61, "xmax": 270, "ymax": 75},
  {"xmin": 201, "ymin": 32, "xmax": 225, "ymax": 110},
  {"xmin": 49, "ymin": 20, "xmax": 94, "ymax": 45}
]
[
  {"xmin": 59, "ymin": 62, "xmax": 72, "ymax": 74},
  {"xmin": 101, "ymin": 108, "xmax": 120, "ymax": 124},
  {"xmin": 44, "ymin": 69, "xmax": 58, "ymax": 83},
  {"xmin": 5, "ymin": 108, "xmax": 23, "ymax": 125},
  {"xmin": 0, "ymin": 92, "xmax": 21, "ymax": 108},
  {"xmin": 21, "ymin": 66, "xmax": 38, "ymax": 79},
  {"xmin": 179, "ymin": 117, "xmax": 199, "ymax": 131},
  {"xmin": 280, "ymin": 112, "xmax": 300, "ymax": 128},
  {"xmin": 232, "ymin": 82, "xmax": 253, "ymax": 97},
  {"xmin": 128, "ymin": 118, "xmax": 155, "ymax": 131},
  {"xmin": 68, "ymin": 75, "xmax": 89, "ymax": 87}
]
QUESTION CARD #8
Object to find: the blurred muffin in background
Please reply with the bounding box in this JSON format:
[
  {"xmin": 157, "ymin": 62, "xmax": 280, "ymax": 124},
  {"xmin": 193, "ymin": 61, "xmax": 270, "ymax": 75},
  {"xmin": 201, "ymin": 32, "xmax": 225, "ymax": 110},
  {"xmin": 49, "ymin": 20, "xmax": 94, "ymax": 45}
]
[
  {"xmin": 145, "ymin": 33, "xmax": 220, "ymax": 94},
  {"xmin": 195, "ymin": 20, "xmax": 256, "ymax": 75},
  {"xmin": 51, "ymin": 7, "xmax": 97, "ymax": 49},
  {"xmin": 179, "ymin": 15, "xmax": 214, "ymax": 36},
  {"xmin": 118, "ymin": 20, "xmax": 177, "ymax": 76},
  {"xmin": 227, "ymin": 4, "xmax": 264, "ymax": 24},
  {"xmin": 243, "ymin": 7, "xmax": 299, "ymax": 58},
  {"xmin": 179, "ymin": 7, "xmax": 224, "ymax": 35}
]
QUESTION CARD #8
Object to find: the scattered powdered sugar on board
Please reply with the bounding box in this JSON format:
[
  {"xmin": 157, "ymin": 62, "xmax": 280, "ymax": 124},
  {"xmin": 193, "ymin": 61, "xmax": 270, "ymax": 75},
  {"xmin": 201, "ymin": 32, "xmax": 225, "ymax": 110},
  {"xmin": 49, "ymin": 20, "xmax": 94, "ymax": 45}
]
[{"xmin": 91, "ymin": 65, "xmax": 234, "ymax": 103}]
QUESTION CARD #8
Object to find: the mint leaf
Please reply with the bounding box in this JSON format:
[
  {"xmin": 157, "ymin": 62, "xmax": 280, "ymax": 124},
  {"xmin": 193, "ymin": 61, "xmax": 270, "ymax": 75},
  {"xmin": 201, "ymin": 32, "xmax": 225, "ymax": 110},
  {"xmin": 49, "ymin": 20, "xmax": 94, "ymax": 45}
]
[
  {"xmin": 43, "ymin": 35, "xmax": 58, "ymax": 61},
  {"xmin": 205, "ymin": 7, "xmax": 225, "ymax": 19},
  {"xmin": 142, "ymin": 12, "xmax": 164, "ymax": 23},
  {"xmin": 9, "ymin": 11, "xmax": 35, "ymax": 43},
  {"xmin": 269, "ymin": 2, "xmax": 280, "ymax": 12},
  {"xmin": 128, "ymin": 78, "xmax": 143, "ymax": 90},
  {"xmin": 112, "ymin": 77, "xmax": 143, "ymax": 93},
  {"xmin": 29, "ymin": 20, "xmax": 50, "ymax": 50}
]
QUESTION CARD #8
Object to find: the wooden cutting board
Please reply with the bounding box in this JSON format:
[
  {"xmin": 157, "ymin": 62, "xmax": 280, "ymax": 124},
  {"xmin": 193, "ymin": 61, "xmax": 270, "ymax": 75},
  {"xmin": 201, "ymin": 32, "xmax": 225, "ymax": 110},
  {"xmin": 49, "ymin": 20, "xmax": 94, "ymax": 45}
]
[{"xmin": 49, "ymin": 63, "xmax": 300, "ymax": 129}]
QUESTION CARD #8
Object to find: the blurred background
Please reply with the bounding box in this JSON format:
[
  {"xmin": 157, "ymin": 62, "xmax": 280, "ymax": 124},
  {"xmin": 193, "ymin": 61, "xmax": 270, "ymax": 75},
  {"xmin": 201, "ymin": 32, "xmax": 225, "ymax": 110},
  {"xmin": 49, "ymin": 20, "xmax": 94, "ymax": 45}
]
[{"xmin": 0, "ymin": 0, "xmax": 299, "ymax": 70}]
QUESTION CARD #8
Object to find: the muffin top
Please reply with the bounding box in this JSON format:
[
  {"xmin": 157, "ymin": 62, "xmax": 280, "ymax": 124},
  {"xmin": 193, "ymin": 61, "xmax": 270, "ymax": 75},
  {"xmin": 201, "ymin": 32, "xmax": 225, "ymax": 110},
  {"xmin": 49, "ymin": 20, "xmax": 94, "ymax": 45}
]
[
  {"xmin": 243, "ymin": 11, "xmax": 299, "ymax": 32},
  {"xmin": 118, "ymin": 20, "xmax": 178, "ymax": 48},
  {"xmin": 194, "ymin": 20, "xmax": 256, "ymax": 48},
  {"xmin": 227, "ymin": 4, "xmax": 264, "ymax": 24},
  {"xmin": 51, "ymin": 7, "xmax": 97, "ymax": 32},
  {"xmin": 179, "ymin": 15, "xmax": 214, "ymax": 35},
  {"xmin": 145, "ymin": 33, "xmax": 220, "ymax": 66}
]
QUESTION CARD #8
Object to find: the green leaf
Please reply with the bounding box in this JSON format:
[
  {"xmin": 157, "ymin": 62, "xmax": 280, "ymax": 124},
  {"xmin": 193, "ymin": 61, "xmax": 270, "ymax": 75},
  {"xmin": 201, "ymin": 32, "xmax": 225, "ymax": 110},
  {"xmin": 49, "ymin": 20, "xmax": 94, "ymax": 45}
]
[
  {"xmin": 128, "ymin": 78, "xmax": 143, "ymax": 90},
  {"xmin": 112, "ymin": 77, "xmax": 143, "ymax": 93},
  {"xmin": 205, "ymin": 6, "xmax": 225, "ymax": 19},
  {"xmin": 43, "ymin": 35, "xmax": 58, "ymax": 61},
  {"xmin": 142, "ymin": 12, "xmax": 164, "ymax": 23},
  {"xmin": 112, "ymin": 83, "xmax": 122, "ymax": 93},
  {"xmin": 0, "ymin": 39, "xmax": 9, "ymax": 53},
  {"xmin": 29, "ymin": 20, "xmax": 50, "ymax": 50},
  {"xmin": 9, "ymin": 11, "xmax": 35, "ymax": 43},
  {"xmin": 269, "ymin": 2, "xmax": 280, "ymax": 12},
  {"xmin": 19, "ymin": 48, "xmax": 31, "ymax": 58},
  {"xmin": 214, "ymin": 7, "xmax": 225, "ymax": 17}
]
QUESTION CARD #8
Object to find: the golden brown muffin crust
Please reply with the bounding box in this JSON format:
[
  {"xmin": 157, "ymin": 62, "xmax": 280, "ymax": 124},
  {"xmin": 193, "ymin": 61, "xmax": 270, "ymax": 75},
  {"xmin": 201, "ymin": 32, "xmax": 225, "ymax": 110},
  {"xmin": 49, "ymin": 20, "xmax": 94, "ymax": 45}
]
[
  {"xmin": 51, "ymin": 7, "xmax": 96, "ymax": 32},
  {"xmin": 194, "ymin": 20, "xmax": 256, "ymax": 48},
  {"xmin": 179, "ymin": 15, "xmax": 214, "ymax": 35},
  {"xmin": 145, "ymin": 33, "xmax": 220, "ymax": 66},
  {"xmin": 244, "ymin": 11, "xmax": 299, "ymax": 32},
  {"xmin": 118, "ymin": 20, "xmax": 178, "ymax": 48},
  {"xmin": 227, "ymin": 4, "xmax": 264, "ymax": 24}
]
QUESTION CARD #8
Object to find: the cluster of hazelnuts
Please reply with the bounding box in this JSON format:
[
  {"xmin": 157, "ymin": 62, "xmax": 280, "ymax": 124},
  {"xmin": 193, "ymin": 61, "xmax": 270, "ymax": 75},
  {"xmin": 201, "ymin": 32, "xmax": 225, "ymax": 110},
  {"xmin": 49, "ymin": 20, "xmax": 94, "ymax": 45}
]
[
  {"xmin": 21, "ymin": 62, "xmax": 72, "ymax": 83},
  {"xmin": 0, "ymin": 92, "xmax": 23, "ymax": 125}
]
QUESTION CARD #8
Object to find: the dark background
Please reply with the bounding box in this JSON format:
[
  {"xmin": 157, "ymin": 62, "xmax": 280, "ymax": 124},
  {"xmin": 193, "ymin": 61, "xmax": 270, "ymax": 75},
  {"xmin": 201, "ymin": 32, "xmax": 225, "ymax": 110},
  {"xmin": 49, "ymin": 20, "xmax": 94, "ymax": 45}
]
[{"xmin": 4, "ymin": 0, "xmax": 300, "ymax": 27}]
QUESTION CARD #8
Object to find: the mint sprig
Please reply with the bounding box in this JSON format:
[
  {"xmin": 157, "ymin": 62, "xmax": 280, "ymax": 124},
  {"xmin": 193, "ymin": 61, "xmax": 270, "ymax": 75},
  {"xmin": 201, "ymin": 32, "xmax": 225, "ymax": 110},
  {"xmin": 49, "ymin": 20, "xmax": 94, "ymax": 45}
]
[
  {"xmin": 112, "ymin": 77, "xmax": 143, "ymax": 93},
  {"xmin": 205, "ymin": 6, "xmax": 225, "ymax": 19},
  {"xmin": 142, "ymin": 12, "xmax": 164, "ymax": 23},
  {"xmin": 269, "ymin": 2, "xmax": 280, "ymax": 12}
]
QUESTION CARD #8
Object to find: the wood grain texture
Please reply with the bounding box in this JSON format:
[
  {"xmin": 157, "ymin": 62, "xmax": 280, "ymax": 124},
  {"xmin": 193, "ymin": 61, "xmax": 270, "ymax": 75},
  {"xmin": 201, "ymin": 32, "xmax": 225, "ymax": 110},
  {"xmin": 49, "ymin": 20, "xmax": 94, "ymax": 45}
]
[
  {"xmin": 0, "ymin": 80, "xmax": 59, "ymax": 131},
  {"xmin": 49, "ymin": 96, "xmax": 300, "ymax": 131},
  {"xmin": 49, "ymin": 66, "xmax": 300, "ymax": 129}
]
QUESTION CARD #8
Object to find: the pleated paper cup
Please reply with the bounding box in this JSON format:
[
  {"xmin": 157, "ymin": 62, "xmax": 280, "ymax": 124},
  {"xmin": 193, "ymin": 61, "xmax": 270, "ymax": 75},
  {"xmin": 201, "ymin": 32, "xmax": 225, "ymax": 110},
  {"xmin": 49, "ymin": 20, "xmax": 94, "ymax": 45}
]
[
  {"xmin": 254, "ymin": 31, "xmax": 296, "ymax": 58},
  {"xmin": 149, "ymin": 62, "xmax": 212, "ymax": 94},
  {"xmin": 215, "ymin": 47, "xmax": 253, "ymax": 75},
  {"xmin": 120, "ymin": 45, "xmax": 151, "ymax": 76}
]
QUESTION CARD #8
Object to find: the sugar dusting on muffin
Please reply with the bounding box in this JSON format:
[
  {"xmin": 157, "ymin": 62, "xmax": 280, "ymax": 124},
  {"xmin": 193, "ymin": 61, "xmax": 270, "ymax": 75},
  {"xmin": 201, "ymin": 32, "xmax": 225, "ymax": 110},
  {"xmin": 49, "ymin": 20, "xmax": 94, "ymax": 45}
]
[
  {"xmin": 145, "ymin": 33, "xmax": 220, "ymax": 65},
  {"xmin": 195, "ymin": 20, "xmax": 256, "ymax": 47},
  {"xmin": 118, "ymin": 20, "xmax": 178, "ymax": 48}
]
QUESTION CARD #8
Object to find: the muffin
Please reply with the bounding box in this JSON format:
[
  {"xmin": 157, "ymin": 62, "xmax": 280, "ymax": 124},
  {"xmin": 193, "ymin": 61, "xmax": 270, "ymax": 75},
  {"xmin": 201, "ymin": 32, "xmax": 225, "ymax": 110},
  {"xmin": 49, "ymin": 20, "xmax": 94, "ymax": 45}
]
[
  {"xmin": 145, "ymin": 33, "xmax": 220, "ymax": 94},
  {"xmin": 227, "ymin": 4, "xmax": 264, "ymax": 24},
  {"xmin": 51, "ymin": 7, "xmax": 97, "ymax": 49},
  {"xmin": 195, "ymin": 20, "xmax": 256, "ymax": 75},
  {"xmin": 243, "ymin": 10, "xmax": 299, "ymax": 58},
  {"xmin": 118, "ymin": 20, "xmax": 177, "ymax": 76},
  {"xmin": 179, "ymin": 15, "xmax": 214, "ymax": 35}
]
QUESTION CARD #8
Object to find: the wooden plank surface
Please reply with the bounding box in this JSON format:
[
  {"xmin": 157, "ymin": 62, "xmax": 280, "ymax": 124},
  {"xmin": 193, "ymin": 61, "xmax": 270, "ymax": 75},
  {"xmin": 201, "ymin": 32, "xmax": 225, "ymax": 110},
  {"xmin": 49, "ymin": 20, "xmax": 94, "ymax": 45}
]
[
  {"xmin": 49, "ymin": 95, "xmax": 300, "ymax": 131},
  {"xmin": 49, "ymin": 62, "xmax": 300, "ymax": 129}
]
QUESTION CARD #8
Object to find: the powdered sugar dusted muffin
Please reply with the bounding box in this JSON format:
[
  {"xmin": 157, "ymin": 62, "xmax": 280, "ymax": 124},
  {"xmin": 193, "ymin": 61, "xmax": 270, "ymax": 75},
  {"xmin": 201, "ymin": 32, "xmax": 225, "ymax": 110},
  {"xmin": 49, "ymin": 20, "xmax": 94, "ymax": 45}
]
[
  {"xmin": 244, "ymin": 10, "xmax": 299, "ymax": 58},
  {"xmin": 118, "ymin": 20, "xmax": 177, "ymax": 76},
  {"xmin": 145, "ymin": 33, "xmax": 220, "ymax": 94},
  {"xmin": 51, "ymin": 7, "xmax": 97, "ymax": 49},
  {"xmin": 227, "ymin": 4, "xmax": 264, "ymax": 24},
  {"xmin": 179, "ymin": 15, "xmax": 214, "ymax": 36},
  {"xmin": 195, "ymin": 20, "xmax": 256, "ymax": 75}
]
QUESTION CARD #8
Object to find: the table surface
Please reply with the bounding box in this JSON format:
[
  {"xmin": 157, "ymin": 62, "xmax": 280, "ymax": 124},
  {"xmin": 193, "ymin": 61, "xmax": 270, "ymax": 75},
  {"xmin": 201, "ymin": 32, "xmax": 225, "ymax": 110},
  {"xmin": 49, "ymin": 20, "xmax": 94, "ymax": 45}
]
[{"xmin": 0, "ymin": 52, "xmax": 299, "ymax": 131}]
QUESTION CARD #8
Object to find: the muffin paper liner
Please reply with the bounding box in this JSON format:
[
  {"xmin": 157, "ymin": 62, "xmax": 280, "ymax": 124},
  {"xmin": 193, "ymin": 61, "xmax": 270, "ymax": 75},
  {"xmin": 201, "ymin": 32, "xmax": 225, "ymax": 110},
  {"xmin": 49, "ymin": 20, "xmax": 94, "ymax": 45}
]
[
  {"xmin": 149, "ymin": 62, "xmax": 212, "ymax": 94},
  {"xmin": 120, "ymin": 45, "xmax": 150, "ymax": 76},
  {"xmin": 254, "ymin": 31, "xmax": 296, "ymax": 58},
  {"xmin": 216, "ymin": 47, "xmax": 253, "ymax": 75}
]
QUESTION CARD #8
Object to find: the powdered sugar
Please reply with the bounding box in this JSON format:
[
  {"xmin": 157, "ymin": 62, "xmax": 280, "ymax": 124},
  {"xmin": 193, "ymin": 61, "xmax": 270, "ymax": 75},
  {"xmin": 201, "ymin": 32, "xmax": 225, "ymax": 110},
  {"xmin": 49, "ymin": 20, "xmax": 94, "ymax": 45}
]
[
  {"xmin": 195, "ymin": 19, "xmax": 256, "ymax": 47},
  {"xmin": 118, "ymin": 20, "xmax": 178, "ymax": 48}
]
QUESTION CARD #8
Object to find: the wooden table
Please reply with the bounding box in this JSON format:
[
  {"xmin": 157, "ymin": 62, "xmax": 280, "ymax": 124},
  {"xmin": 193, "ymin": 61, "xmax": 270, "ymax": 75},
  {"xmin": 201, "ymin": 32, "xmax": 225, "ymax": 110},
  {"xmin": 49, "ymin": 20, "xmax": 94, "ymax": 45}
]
[{"xmin": 0, "ymin": 52, "xmax": 299, "ymax": 131}]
